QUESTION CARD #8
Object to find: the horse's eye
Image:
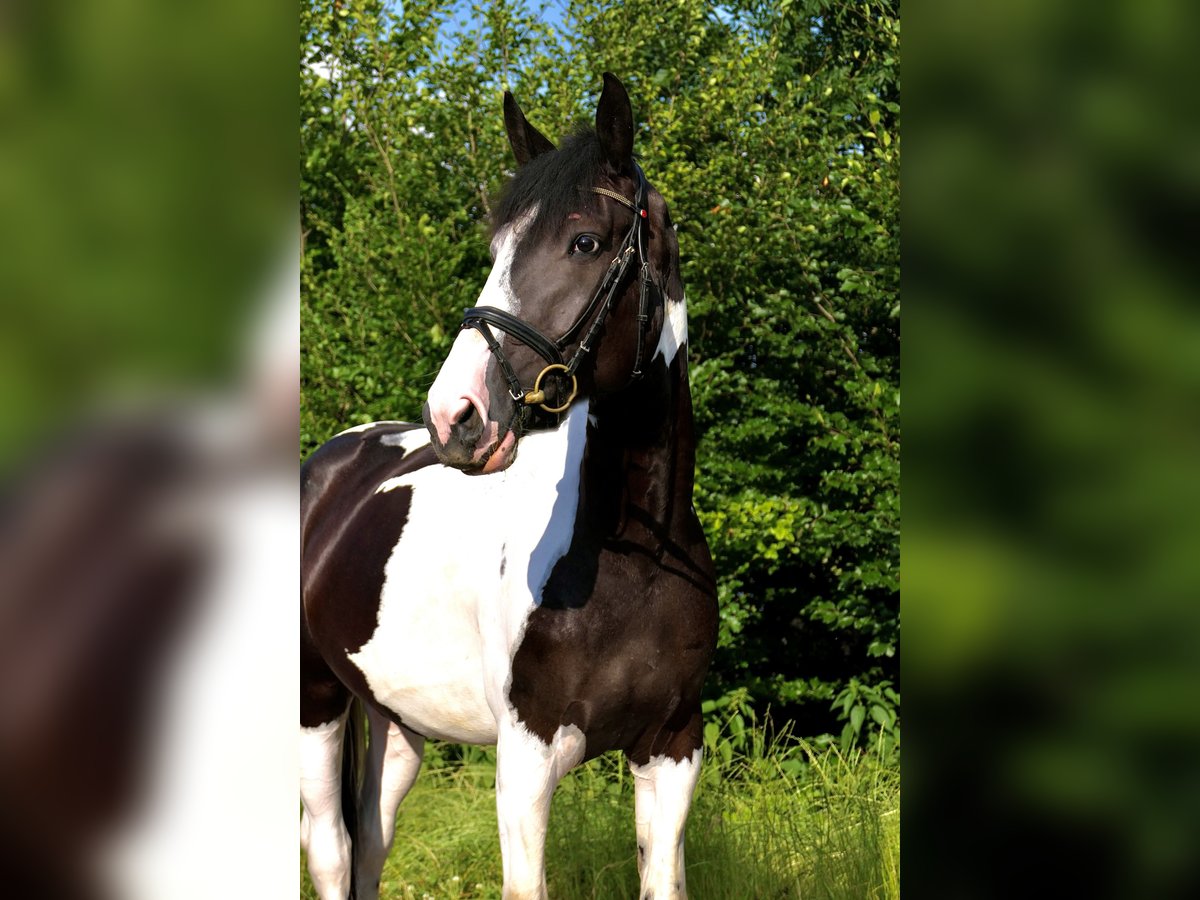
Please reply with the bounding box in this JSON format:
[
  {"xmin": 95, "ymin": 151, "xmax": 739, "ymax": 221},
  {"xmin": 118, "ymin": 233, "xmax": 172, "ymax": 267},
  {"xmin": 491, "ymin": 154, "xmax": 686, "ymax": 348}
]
[{"xmin": 571, "ymin": 234, "xmax": 600, "ymax": 255}]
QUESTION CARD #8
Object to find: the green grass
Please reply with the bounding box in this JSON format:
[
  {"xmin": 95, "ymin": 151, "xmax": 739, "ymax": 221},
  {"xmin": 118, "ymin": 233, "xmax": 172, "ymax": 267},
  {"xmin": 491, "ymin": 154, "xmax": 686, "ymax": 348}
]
[{"xmin": 302, "ymin": 727, "xmax": 899, "ymax": 899}]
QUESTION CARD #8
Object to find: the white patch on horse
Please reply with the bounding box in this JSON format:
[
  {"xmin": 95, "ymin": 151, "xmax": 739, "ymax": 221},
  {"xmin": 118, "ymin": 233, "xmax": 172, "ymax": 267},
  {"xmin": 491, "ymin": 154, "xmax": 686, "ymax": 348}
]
[
  {"xmin": 299, "ymin": 714, "xmax": 352, "ymax": 899},
  {"xmin": 348, "ymin": 401, "xmax": 588, "ymax": 744},
  {"xmin": 522, "ymin": 400, "xmax": 588, "ymax": 604},
  {"xmin": 378, "ymin": 429, "xmax": 429, "ymax": 451},
  {"xmin": 333, "ymin": 420, "xmax": 405, "ymax": 437},
  {"xmin": 481, "ymin": 207, "xmax": 537, "ymax": 315},
  {"xmin": 654, "ymin": 295, "xmax": 689, "ymax": 367},
  {"xmin": 630, "ymin": 749, "xmax": 702, "ymax": 900},
  {"xmin": 475, "ymin": 215, "xmax": 524, "ymax": 316},
  {"xmin": 425, "ymin": 209, "xmax": 538, "ymax": 444},
  {"xmin": 495, "ymin": 720, "xmax": 587, "ymax": 896}
]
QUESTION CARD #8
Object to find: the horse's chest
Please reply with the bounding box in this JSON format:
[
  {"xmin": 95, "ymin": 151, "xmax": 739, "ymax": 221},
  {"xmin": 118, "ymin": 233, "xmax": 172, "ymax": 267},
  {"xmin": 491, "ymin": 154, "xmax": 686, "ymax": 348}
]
[
  {"xmin": 339, "ymin": 413, "xmax": 589, "ymax": 743},
  {"xmin": 506, "ymin": 544, "xmax": 712, "ymax": 755}
]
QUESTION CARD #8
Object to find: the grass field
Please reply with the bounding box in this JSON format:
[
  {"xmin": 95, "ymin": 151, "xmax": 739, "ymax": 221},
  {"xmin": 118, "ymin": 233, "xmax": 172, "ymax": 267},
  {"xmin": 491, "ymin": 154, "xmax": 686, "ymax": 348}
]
[{"xmin": 301, "ymin": 719, "xmax": 899, "ymax": 899}]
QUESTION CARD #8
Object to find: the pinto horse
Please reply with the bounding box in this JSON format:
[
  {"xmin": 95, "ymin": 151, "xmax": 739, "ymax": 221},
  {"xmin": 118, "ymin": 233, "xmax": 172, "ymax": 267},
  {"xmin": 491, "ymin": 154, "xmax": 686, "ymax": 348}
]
[{"xmin": 300, "ymin": 74, "xmax": 717, "ymax": 900}]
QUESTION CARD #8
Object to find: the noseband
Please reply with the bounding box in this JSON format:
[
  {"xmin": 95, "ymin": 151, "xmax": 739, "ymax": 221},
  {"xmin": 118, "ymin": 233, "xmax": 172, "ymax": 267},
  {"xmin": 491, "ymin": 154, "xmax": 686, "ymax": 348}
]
[{"xmin": 461, "ymin": 165, "xmax": 656, "ymax": 417}]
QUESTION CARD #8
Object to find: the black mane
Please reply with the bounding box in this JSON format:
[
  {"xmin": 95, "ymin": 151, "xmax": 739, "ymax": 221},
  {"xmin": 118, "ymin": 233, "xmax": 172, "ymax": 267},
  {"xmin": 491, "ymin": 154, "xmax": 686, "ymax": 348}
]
[{"xmin": 493, "ymin": 127, "xmax": 621, "ymax": 242}]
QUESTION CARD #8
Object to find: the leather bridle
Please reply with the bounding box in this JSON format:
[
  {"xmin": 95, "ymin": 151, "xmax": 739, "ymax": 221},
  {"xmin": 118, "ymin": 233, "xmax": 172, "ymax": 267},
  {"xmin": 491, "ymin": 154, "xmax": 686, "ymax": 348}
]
[{"xmin": 461, "ymin": 164, "xmax": 656, "ymax": 418}]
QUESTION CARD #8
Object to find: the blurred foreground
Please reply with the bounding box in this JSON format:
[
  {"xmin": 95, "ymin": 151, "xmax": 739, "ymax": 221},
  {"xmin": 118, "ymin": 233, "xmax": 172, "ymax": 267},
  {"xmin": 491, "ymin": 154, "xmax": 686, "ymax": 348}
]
[
  {"xmin": 906, "ymin": 1, "xmax": 1200, "ymax": 895},
  {"xmin": 0, "ymin": 2, "xmax": 296, "ymax": 896}
]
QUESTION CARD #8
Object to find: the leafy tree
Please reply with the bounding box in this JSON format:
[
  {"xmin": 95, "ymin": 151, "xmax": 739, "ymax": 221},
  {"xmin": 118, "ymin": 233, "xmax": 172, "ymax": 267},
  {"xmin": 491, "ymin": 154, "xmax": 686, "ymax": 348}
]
[{"xmin": 301, "ymin": 0, "xmax": 899, "ymax": 744}]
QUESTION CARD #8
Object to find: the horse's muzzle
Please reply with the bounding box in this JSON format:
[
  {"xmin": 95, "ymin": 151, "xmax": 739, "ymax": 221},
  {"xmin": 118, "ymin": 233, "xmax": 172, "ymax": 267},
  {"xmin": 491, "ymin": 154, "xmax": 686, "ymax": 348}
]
[
  {"xmin": 422, "ymin": 400, "xmax": 518, "ymax": 474},
  {"xmin": 423, "ymin": 400, "xmax": 483, "ymax": 468}
]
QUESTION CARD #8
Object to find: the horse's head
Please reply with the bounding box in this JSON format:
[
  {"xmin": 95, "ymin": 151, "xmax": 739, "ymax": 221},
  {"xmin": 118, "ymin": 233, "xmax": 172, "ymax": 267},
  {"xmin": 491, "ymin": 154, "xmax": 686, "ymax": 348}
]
[{"xmin": 423, "ymin": 73, "xmax": 683, "ymax": 473}]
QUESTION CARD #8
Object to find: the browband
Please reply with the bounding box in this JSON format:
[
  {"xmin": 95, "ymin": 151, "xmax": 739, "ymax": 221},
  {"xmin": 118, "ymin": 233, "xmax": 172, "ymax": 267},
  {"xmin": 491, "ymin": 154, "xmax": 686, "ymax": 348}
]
[{"xmin": 591, "ymin": 186, "xmax": 638, "ymax": 211}]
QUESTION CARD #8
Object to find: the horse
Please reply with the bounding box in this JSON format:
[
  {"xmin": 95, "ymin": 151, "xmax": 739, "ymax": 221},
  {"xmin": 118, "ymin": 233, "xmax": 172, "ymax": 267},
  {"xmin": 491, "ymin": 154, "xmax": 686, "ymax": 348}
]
[{"xmin": 300, "ymin": 73, "xmax": 718, "ymax": 900}]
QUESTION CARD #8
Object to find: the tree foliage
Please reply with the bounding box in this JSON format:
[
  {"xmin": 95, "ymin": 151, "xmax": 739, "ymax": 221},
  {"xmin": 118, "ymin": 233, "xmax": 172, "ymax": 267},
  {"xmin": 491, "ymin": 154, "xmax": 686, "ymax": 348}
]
[{"xmin": 301, "ymin": 0, "xmax": 899, "ymax": 742}]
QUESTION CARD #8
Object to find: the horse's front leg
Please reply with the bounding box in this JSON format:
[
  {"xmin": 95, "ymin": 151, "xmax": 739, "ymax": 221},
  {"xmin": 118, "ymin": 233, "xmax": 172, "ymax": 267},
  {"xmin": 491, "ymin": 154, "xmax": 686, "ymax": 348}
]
[
  {"xmin": 494, "ymin": 720, "xmax": 585, "ymax": 900},
  {"xmin": 629, "ymin": 739, "xmax": 703, "ymax": 900}
]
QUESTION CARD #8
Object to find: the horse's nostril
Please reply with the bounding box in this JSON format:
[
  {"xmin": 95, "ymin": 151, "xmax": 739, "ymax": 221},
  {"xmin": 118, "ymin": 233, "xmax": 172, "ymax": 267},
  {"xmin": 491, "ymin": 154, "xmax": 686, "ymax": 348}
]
[{"xmin": 448, "ymin": 400, "xmax": 485, "ymax": 451}]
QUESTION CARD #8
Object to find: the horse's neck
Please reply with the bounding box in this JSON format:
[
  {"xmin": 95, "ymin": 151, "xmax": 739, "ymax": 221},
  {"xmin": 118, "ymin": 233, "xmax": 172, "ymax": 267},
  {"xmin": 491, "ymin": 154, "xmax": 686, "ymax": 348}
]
[{"xmin": 586, "ymin": 349, "xmax": 697, "ymax": 547}]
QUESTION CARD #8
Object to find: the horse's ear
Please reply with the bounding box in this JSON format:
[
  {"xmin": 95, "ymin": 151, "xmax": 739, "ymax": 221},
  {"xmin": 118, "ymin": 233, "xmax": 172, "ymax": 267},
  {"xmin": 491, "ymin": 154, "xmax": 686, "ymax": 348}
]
[
  {"xmin": 504, "ymin": 91, "xmax": 555, "ymax": 166},
  {"xmin": 595, "ymin": 72, "xmax": 634, "ymax": 174}
]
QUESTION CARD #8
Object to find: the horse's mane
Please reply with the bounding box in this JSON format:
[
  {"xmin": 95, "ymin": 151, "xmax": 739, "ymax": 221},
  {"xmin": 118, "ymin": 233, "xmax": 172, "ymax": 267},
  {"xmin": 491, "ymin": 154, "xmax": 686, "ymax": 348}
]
[{"xmin": 493, "ymin": 127, "xmax": 616, "ymax": 242}]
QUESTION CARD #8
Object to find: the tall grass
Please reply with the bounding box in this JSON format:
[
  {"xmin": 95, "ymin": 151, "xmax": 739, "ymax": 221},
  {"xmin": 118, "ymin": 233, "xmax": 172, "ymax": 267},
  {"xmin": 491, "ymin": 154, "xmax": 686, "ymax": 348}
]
[{"xmin": 301, "ymin": 721, "xmax": 899, "ymax": 899}]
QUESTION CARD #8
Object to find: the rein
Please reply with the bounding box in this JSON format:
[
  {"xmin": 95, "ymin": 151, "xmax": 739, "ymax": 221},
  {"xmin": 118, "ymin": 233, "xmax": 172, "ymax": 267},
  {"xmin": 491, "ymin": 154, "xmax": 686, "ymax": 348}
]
[{"xmin": 462, "ymin": 164, "xmax": 656, "ymax": 417}]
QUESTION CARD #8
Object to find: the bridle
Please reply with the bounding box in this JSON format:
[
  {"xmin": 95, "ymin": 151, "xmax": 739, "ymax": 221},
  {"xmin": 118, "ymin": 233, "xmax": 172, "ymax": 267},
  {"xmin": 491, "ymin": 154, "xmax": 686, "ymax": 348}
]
[{"xmin": 461, "ymin": 164, "xmax": 656, "ymax": 420}]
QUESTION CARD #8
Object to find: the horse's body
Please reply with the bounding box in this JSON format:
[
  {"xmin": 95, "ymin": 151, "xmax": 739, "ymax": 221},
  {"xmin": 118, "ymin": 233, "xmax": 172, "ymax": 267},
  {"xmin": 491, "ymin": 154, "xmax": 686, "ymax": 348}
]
[{"xmin": 301, "ymin": 75, "xmax": 717, "ymax": 900}]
